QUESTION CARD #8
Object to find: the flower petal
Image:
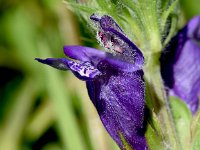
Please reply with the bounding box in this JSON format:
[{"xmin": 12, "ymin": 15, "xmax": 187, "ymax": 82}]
[
  {"xmin": 63, "ymin": 46, "xmax": 143, "ymax": 72},
  {"xmin": 86, "ymin": 69, "xmax": 148, "ymax": 149},
  {"xmin": 35, "ymin": 14, "xmax": 147, "ymax": 150},
  {"xmin": 35, "ymin": 58, "xmax": 101, "ymax": 80},
  {"xmin": 35, "ymin": 58, "xmax": 70, "ymax": 70},
  {"xmin": 187, "ymin": 16, "xmax": 200, "ymax": 40},
  {"xmin": 160, "ymin": 16, "xmax": 200, "ymax": 114},
  {"xmin": 90, "ymin": 14, "xmax": 144, "ymax": 69}
]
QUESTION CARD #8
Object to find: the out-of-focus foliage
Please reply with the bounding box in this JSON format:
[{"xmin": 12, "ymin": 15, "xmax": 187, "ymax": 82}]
[
  {"xmin": 0, "ymin": 0, "xmax": 199, "ymax": 150},
  {"xmin": 0, "ymin": 0, "xmax": 119, "ymax": 150},
  {"xmin": 180, "ymin": 0, "xmax": 200, "ymax": 20}
]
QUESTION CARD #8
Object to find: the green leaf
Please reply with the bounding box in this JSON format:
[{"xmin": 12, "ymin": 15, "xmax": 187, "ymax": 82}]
[
  {"xmin": 163, "ymin": 14, "xmax": 177, "ymax": 46},
  {"xmin": 161, "ymin": 0, "xmax": 179, "ymax": 32},
  {"xmin": 191, "ymin": 111, "xmax": 200, "ymax": 150},
  {"xmin": 145, "ymin": 112, "xmax": 165, "ymax": 150},
  {"xmin": 169, "ymin": 96, "xmax": 192, "ymax": 149}
]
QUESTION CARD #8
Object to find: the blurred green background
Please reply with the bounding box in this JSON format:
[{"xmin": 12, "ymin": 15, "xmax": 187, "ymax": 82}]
[{"xmin": 0, "ymin": 0, "xmax": 199, "ymax": 150}]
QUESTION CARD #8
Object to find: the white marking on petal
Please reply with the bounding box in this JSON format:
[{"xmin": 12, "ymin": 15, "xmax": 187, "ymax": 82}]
[{"xmin": 68, "ymin": 61, "xmax": 101, "ymax": 78}]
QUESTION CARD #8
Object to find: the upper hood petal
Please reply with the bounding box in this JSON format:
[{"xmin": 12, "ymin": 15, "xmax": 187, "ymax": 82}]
[{"xmin": 90, "ymin": 14, "xmax": 144, "ymax": 69}]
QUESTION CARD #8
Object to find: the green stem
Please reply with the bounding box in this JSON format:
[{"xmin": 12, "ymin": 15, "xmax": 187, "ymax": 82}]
[
  {"xmin": 144, "ymin": 54, "xmax": 181, "ymax": 150},
  {"xmin": 138, "ymin": 0, "xmax": 162, "ymax": 52}
]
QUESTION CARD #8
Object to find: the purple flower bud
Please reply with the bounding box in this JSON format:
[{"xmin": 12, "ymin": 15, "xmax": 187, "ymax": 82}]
[
  {"xmin": 36, "ymin": 14, "xmax": 148, "ymax": 149},
  {"xmin": 161, "ymin": 16, "xmax": 200, "ymax": 114}
]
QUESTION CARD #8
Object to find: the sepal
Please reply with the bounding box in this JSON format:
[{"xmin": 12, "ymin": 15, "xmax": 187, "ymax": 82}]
[{"xmin": 169, "ymin": 96, "xmax": 192, "ymax": 149}]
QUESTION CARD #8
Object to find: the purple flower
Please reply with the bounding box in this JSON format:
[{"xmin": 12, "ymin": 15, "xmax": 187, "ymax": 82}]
[
  {"xmin": 36, "ymin": 14, "xmax": 148, "ymax": 149},
  {"xmin": 161, "ymin": 16, "xmax": 200, "ymax": 114}
]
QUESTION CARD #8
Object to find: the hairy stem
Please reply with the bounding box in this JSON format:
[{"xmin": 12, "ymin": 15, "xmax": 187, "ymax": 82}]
[{"xmin": 144, "ymin": 54, "xmax": 181, "ymax": 150}]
